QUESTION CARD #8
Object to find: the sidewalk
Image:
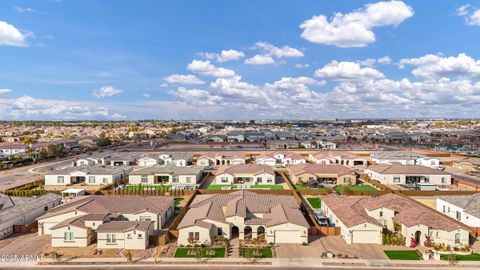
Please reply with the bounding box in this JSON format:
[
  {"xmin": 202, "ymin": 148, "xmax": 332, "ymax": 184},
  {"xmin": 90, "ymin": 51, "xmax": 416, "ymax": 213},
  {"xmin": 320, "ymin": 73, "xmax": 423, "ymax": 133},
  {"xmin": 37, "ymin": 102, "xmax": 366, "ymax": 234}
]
[{"xmin": 2, "ymin": 257, "xmax": 480, "ymax": 269}]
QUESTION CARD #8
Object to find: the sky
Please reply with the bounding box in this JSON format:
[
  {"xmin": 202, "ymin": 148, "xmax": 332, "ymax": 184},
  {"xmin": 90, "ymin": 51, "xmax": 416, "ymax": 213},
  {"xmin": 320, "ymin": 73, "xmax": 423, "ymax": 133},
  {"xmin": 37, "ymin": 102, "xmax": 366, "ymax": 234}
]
[{"xmin": 1, "ymin": 0, "xmax": 480, "ymax": 120}]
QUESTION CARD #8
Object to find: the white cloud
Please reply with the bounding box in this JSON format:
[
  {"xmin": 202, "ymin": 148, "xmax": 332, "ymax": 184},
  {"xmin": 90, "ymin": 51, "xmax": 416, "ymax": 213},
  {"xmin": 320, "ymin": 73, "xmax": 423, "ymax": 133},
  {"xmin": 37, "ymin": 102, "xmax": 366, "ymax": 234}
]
[
  {"xmin": 245, "ymin": 42, "xmax": 303, "ymax": 65},
  {"xmin": 0, "ymin": 20, "xmax": 28, "ymax": 47},
  {"xmin": 314, "ymin": 61, "xmax": 385, "ymax": 80},
  {"xmin": 186, "ymin": 60, "xmax": 236, "ymax": 78},
  {"xmin": 0, "ymin": 88, "xmax": 13, "ymax": 95},
  {"xmin": 244, "ymin": 54, "xmax": 275, "ymax": 65},
  {"xmin": 399, "ymin": 53, "xmax": 480, "ymax": 78},
  {"xmin": 456, "ymin": 4, "xmax": 480, "ymax": 25},
  {"xmin": 299, "ymin": 1, "xmax": 413, "ymax": 47},
  {"xmin": 358, "ymin": 56, "xmax": 391, "ymax": 67},
  {"xmin": 163, "ymin": 74, "xmax": 205, "ymax": 85},
  {"xmin": 92, "ymin": 86, "xmax": 123, "ymax": 98},
  {"xmin": 294, "ymin": 64, "xmax": 310, "ymax": 69},
  {"xmin": 1, "ymin": 95, "xmax": 120, "ymax": 120},
  {"xmin": 14, "ymin": 7, "xmax": 45, "ymax": 14},
  {"xmin": 203, "ymin": 49, "xmax": 245, "ymax": 62},
  {"xmin": 142, "ymin": 93, "xmax": 150, "ymax": 98}
]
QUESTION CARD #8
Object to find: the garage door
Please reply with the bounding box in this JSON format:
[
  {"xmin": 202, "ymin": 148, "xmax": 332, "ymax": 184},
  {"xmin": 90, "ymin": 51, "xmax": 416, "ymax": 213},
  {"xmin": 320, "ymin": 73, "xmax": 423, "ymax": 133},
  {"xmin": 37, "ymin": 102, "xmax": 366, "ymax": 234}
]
[
  {"xmin": 275, "ymin": 230, "xmax": 301, "ymax": 243},
  {"xmin": 351, "ymin": 230, "xmax": 379, "ymax": 244}
]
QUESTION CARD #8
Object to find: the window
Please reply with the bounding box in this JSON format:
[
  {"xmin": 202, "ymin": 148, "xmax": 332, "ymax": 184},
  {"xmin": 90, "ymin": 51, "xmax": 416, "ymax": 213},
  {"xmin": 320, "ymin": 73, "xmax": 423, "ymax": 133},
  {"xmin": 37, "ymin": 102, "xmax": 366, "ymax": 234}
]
[
  {"xmin": 436, "ymin": 231, "xmax": 439, "ymax": 238},
  {"xmin": 102, "ymin": 177, "xmax": 108, "ymax": 184},
  {"xmin": 188, "ymin": 232, "xmax": 200, "ymax": 241},
  {"xmin": 443, "ymin": 205, "xmax": 446, "ymax": 213},
  {"xmin": 88, "ymin": 176, "xmax": 95, "ymax": 184},
  {"xmin": 441, "ymin": 177, "xmax": 448, "ymax": 183},
  {"xmin": 64, "ymin": 231, "xmax": 74, "ymax": 241},
  {"xmin": 186, "ymin": 177, "xmax": 192, "ymax": 183},
  {"xmin": 298, "ymin": 177, "xmax": 303, "ymax": 182},
  {"xmin": 267, "ymin": 178, "xmax": 273, "ymax": 183},
  {"xmin": 379, "ymin": 211, "xmax": 383, "ymax": 217},
  {"xmin": 456, "ymin": 211, "xmax": 461, "ymax": 220},
  {"xmin": 393, "ymin": 177, "xmax": 400, "ymax": 183},
  {"xmin": 127, "ymin": 233, "xmax": 132, "ymax": 239},
  {"xmin": 139, "ymin": 216, "xmax": 151, "ymax": 222},
  {"xmin": 44, "ymin": 206, "xmax": 48, "ymax": 211},
  {"xmin": 141, "ymin": 175, "xmax": 148, "ymax": 183},
  {"xmin": 57, "ymin": 176, "xmax": 64, "ymax": 184},
  {"xmin": 431, "ymin": 160, "xmax": 436, "ymax": 165},
  {"xmin": 138, "ymin": 233, "xmax": 143, "ymax": 239},
  {"xmin": 172, "ymin": 176, "xmax": 179, "ymax": 183},
  {"xmin": 455, "ymin": 233, "xmax": 461, "ymax": 244},
  {"xmin": 221, "ymin": 177, "xmax": 228, "ymax": 183},
  {"xmin": 107, "ymin": 234, "xmax": 116, "ymax": 244},
  {"xmin": 217, "ymin": 228, "xmax": 223, "ymax": 236},
  {"xmin": 343, "ymin": 177, "xmax": 351, "ymax": 184},
  {"xmin": 256, "ymin": 177, "xmax": 262, "ymax": 183}
]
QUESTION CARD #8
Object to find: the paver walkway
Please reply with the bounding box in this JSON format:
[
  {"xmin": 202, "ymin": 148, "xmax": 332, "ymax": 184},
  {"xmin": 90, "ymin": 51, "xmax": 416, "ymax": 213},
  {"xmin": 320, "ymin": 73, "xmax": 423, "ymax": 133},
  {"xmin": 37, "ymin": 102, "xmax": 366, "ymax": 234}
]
[{"xmin": 229, "ymin": 238, "xmax": 240, "ymax": 258}]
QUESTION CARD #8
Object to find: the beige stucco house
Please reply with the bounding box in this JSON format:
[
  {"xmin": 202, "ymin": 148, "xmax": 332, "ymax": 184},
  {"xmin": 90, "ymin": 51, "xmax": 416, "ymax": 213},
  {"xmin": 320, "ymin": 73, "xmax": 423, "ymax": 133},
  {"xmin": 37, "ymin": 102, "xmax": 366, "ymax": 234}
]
[
  {"xmin": 213, "ymin": 164, "xmax": 276, "ymax": 185},
  {"xmin": 45, "ymin": 165, "xmax": 131, "ymax": 186},
  {"xmin": 320, "ymin": 193, "xmax": 470, "ymax": 247},
  {"xmin": 38, "ymin": 195, "xmax": 173, "ymax": 250},
  {"xmin": 196, "ymin": 152, "xmax": 246, "ymax": 167},
  {"xmin": 177, "ymin": 191, "xmax": 309, "ymax": 246},
  {"xmin": 364, "ymin": 164, "xmax": 451, "ymax": 186},
  {"xmin": 309, "ymin": 151, "xmax": 368, "ymax": 167},
  {"xmin": 287, "ymin": 164, "xmax": 356, "ymax": 186}
]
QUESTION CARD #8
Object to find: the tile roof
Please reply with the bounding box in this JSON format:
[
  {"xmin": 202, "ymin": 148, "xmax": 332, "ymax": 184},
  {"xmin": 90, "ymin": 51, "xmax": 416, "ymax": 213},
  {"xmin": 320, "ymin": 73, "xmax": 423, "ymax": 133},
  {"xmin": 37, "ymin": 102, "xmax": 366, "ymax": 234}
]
[
  {"xmin": 96, "ymin": 221, "xmax": 152, "ymax": 232},
  {"xmin": 437, "ymin": 193, "xmax": 480, "ymax": 218},
  {"xmin": 366, "ymin": 164, "xmax": 449, "ymax": 175},
  {"xmin": 46, "ymin": 165, "xmax": 131, "ymax": 176},
  {"xmin": 178, "ymin": 190, "xmax": 308, "ymax": 229},
  {"xmin": 50, "ymin": 213, "xmax": 109, "ymax": 230},
  {"xmin": 0, "ymin": 193, "xmax": 60, "ymax": 223},
  {"xmin": 321, "ymin": 193, "xmax": 468, "ymax": 231},
  {"xmin": 39, "ymin": 195, "xmax": 173, "ymax": 219},
  {"xmin": 214, "ymin": 164, "xmax": 275, "ymax": 176},
  {"xmin": 288, "ymin": 164, "xmax": 355, "ymax": 177}
]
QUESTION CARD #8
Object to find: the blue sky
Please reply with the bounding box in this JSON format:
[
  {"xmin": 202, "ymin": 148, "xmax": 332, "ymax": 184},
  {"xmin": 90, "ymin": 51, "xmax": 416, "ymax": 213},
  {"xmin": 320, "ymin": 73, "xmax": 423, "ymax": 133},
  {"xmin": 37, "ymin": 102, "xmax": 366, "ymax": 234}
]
[{"xmin": 1, "ymin": 0, "xmax": 480, "ymax": 120}]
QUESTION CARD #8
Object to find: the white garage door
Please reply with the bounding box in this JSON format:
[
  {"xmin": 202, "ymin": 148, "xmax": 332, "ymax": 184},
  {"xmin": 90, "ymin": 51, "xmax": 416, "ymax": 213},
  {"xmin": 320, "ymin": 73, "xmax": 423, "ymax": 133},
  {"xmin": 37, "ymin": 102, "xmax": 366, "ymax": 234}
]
[
  {"xmin": 275, "ymin": 230, "xmax": 301, "ymax": 243},
  {"xmin": 351, "ymin": 230, "xmax": 379, "ymax": 244}
]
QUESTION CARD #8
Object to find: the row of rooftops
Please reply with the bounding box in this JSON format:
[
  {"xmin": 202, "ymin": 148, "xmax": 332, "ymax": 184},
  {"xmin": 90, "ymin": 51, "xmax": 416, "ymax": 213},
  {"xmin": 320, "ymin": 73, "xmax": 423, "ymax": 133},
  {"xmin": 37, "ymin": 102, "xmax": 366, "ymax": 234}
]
[{"xmin": 0, "ymin": 193, "xmax": 61, "ymax": 224}]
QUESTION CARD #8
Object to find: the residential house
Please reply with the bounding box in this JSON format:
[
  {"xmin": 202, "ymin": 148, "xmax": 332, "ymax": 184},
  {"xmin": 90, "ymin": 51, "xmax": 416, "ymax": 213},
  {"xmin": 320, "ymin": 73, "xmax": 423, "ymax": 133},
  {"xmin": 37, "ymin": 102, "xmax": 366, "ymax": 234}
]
[
  {"xmin": 75, "ymin": 153, "xmax": 111, "ymax": 167},
  {"xmin": 365, "ymin": 164, "xmax": 451, "ymax": 186},
  {"xmin": 45, "ymin": 165, "xmax": 131, "ymax": 186},
  {"xmin": 436, "ymin": 194, "xmax": 480, "ymax": 228},
  {"xmin": 196, "ymin": 152, "xmax": 246, "ymax": 166},
  {"xmin": 137, "ymin": 155, "xmax": 159, "ymax": 167},
  {"xmin": 159, "ymin": 152, "xmax": 191, "ymax": 167},
  {"xmin": 320, "ymin": 193, "xmax": 470, "ymax": 247},
  {"xmin": 38, "ymin": 195, "xmax": 174, "ymax": 249},
  {"xmin": 227, "ymin": 131, "xmax": 245, "ymax": 142},
  {"xmin": 244, "ymin": 132, "xmax": 266, "ymax": 142},
  {"xmin": 255, "ymin": 151, "xmax": 306, "ymax": 166},
  {"xmin": 0, "ymin": 143, "xmax": 27, "ymax": 156},
  {"xmin": 0, "ymin": 193, "xmax": 61, "ymax": 239},
  {"xmin": 287, "ymin": 164, "xmax": 356, "ymax": 186},
  {"xmin": 309, "ymin": 151, "xmax": 368, "ymax": 167},
  {"xmin": 177, "ymin": 191, "xmax": 309, "ymax": 246},
  {"xmin": 213, "ymin": 164, "xmax": 276, "ymax": 185},
  {"xmin": 371, "ymin": 151, "xmax": 442, "ymax": 169},
  {"xmin": 129, "ymin": 165, "xmax": 204, "ymax": 187}
]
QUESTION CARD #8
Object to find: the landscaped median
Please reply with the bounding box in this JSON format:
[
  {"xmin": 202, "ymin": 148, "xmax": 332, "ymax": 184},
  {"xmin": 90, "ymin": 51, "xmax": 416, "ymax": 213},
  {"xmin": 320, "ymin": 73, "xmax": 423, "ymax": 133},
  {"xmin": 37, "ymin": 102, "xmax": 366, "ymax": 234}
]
[
  {"xmin": 384, "ymin": 250, "xmax": 421, "ymax": 260},
  {"xmin": 207, "ymin": 184, "xmax": 284, "ymax": 190},
  {"xmin": 241, "ymin": 247, "xmax": 273, "ymax": 258},
  {"xmin": 174, "ymin": 247, "xmax": 226, "ymax": 258}
]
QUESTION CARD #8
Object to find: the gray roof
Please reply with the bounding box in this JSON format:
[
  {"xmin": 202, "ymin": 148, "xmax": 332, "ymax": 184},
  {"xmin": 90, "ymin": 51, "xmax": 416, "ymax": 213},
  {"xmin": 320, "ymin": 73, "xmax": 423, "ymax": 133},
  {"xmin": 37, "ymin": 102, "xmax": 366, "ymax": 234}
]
[
  {"xmin": 130, "ymin": 164, "xmax": 203, "ymax": 176},
  {"xmin": 437, "ymin": 193, "xmax": 480, "ymax": 218},
  {"xmin": 0, "ymin": 193, "xmax": 61, "ymax": 223},
  {"xmin": 46, "ymin": 165, "xmax": 131, "ymax": 176},
  {"xmin": 371, "ymin": 151, "xmax": 427, "ymax": 161}
]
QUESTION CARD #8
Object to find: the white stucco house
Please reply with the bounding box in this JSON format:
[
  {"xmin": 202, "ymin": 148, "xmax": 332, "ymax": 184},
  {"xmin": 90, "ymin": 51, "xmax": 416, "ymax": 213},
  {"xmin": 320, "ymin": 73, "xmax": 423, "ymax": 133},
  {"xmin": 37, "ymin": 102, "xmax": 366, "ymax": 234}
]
[
  {"xmin": 196, "ymin": 152, "xmax": 246, "ymax": 167},
  {"xmin": 320, "ymin": 193, "xmax": 470, "ymax": 247},
  {"xmin": 371, "ymin": 151, "xmax": 442, "ymax": 169},
  {"xmin": 137, "ymin": 156, "xmax": 158, "ymax": 167},
  {"xmin": 309, "ymin": 151, "xmax": 368, "ymax": 167},
  {"xmin": 436, "ymin": 194, "xmax": 480, "ymax": 228},
  {"xmin": 45, "ymin": 165, "xmax": 132, "ymax": 186},
  {"xmin": 364, "ymin": 164, "xmax": 451, "ymax": 186},
  {"xmin": 158, "ymin": 153, "xmax": 191, "ymax": 167},
  {"xmin": 38, "ymin": 195, "xmax": 174, "ymax": 249},
  {"xmin": 177, "ymin": 190, "xmax": 309, "ymax": 246},
  {"xmin": 0, "ymin": 193, "xmax": 61, "ymax": 239},
  {"xmin": 255, "ymin": 151, "xmax": 306, "ymax": 166},
  {"xmin": 129, "ymin": 165, "xmax": 204, "ymax": 188},
  {"xmin": 213, "ymin": 164, "xmax": 276, "ymax": 185}
]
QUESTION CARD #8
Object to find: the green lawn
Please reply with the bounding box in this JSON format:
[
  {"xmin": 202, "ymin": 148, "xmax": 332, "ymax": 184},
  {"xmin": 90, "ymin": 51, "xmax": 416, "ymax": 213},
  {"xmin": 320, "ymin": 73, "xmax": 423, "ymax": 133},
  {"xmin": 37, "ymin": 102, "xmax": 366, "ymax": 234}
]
[
  {"xmin": 441, "ymin": 253, "xmax": 480, "ymax": 261},
  {"xmin": 384, "ymin": 250, "xmax": 420, "ymax": 260},
  {"xmin": 174, "ymin": 247, "xmax": 226, "ymax": 258},
  {"xmin": 207, "ymin": 184, "xmax": 284, "ymax": 190},
  {"xmin": 123, "ymin": 185, "xmax": 171, "ymax": 191},
  {"xmin": 241, "ymin": 248, "xmax": 273, "ymax": 258},
  {"xmin": 174, "ymin": 198, "xmax": 184, "ymax": 206},
  {"xmin": 307, "ymin": 198, "xmax": 321, "ymax": 208},
  {"xmin": 334, "ymin": 185, "xmax": 377, "ymax": 194}
]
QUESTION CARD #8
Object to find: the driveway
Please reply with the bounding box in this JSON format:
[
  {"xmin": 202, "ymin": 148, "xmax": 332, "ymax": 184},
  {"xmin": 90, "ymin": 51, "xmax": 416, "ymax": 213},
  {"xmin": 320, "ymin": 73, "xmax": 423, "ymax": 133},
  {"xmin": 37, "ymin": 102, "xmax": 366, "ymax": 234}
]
[
  {"xmin": 0, "ymin": 233, "xmax": 50, "ymax": 255},
  {"xmin": 275, "ymin": 236, "xmax": 326, "ymax": 258}
]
